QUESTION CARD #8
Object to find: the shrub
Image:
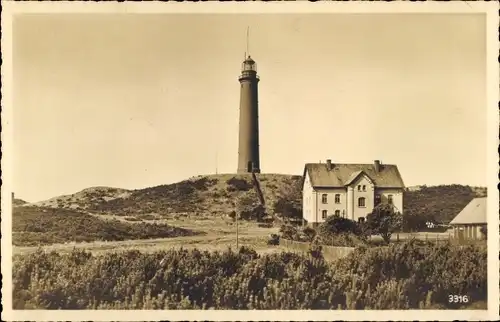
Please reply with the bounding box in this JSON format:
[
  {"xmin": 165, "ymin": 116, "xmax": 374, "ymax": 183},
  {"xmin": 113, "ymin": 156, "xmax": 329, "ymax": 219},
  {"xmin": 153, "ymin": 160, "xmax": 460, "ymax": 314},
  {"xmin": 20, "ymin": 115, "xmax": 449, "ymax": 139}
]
[
  {"xmin": 279, "ymin": 224, "xmax": 299, "ymax": 240},
  {"xmin": 12, "ymin": 242, "xmax": 486, "ymax": 310},
  {"xmin": 268, "ymin": 234, "xmax": 280, "ymax": 245},
  {"xmin": 226, "ymin": 177, "xmax": 253, "ymax": 192},
  {"xmin": 318, "ymin": 215, "xmax": 362, "ymax": 236},
  {"xmin": 190, "ymin": 177, "xmax": 217, "ymax": 191},
  {"xmin": 302, "ymin": 226, "xmax": 317, "ymax": 242},
  {"xmin": 314, "ymin": 232, "xmax": 366, "ymax": 247}
]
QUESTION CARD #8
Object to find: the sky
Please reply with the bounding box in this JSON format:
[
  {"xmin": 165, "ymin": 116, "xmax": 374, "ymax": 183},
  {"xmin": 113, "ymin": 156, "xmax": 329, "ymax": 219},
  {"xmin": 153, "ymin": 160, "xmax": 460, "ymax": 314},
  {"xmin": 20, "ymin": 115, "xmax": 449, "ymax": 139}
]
[{"xmin": 12, "ymin": 13, "xmax": 487, "ymax": 202}]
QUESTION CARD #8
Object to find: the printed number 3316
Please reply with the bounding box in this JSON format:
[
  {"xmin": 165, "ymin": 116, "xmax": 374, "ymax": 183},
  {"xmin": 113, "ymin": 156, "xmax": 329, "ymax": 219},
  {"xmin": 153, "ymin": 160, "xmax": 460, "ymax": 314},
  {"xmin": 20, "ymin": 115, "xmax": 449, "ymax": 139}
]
[{"xmin": 448, "ymin": 295, "xmax": 469, "ymax": 303}]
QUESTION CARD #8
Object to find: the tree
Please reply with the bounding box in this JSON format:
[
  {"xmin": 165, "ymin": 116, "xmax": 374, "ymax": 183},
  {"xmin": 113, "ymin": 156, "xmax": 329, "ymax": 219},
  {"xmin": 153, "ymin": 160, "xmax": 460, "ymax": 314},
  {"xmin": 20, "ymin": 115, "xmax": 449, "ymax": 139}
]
[
  {"xmin": 366, "ymin": 203, "xmax": 403, "ymax": 244},
  {"xmin": 272, "ymin": 182, "xmax": 302, "ymax": 222},
  {"xmin": 402, "ymin": 209, "xmax": 432, "ymax": 232},
  {"xmin": 302, "ymin": 226, "xmax": 317, "ymax": 242},
  {"xmin": 236, "ymin": 190, "xmax": 266, "ymax": 221}
]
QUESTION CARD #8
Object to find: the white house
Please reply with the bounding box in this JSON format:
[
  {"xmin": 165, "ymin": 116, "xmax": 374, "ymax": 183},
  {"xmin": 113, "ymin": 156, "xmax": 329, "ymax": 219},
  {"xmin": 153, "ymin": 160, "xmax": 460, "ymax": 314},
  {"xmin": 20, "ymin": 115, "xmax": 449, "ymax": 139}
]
[
  {"xmin": 302, "ymin": 159, "xmax": 405, "ymax": 225},
  {"xmin": 449, "ymin": 197, "xmax": 487, "ymax": 241}
]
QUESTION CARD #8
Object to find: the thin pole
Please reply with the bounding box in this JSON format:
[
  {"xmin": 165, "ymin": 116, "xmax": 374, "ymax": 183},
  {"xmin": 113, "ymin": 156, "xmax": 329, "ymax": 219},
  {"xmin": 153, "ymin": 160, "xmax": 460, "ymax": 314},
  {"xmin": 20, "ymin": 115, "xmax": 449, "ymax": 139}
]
[
  {"xmin": 236, "ymin": 212, "xmax": 239, "ymax": 249},
  {"xmin": 246, "ymin": 26, "xmax": 250, "ymax": 57},
  {"xmin": 215, "ymin": 149, "xmax": 218, "ymax": 175}
]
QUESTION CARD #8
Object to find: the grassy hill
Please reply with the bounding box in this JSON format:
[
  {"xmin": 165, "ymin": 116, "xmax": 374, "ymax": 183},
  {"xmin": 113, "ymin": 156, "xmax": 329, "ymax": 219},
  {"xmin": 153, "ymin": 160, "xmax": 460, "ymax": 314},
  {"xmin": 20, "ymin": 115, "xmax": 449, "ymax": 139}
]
[
  {"xmin": 29, "ymin": 174, "xmax": 302, "ymax": 218},
  {"xmin": 404, "ymin": 184, "xmax": 487, "ymax": 224},
  {"xmin": 31, "ymin": 186, "xmax": 132, "ymax": 210},
  {"xmin": 12, "ymin": 206, "xmax": 202, "ymax": 246},
  {"xmin": 13, "ymin": 198, "xmax": 28, "ymax": 206},
  {"xmin": 26, "ymin": 175, "xmax": 486, "ymax": 226}
]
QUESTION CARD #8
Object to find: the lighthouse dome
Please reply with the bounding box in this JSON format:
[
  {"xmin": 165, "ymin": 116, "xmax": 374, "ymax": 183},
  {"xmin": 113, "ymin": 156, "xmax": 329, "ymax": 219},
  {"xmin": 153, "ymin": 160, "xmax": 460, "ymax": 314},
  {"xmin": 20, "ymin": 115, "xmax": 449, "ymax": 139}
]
[{"xmin": 241, "ymin": 55, "xmax": 257, "ymax": 72}]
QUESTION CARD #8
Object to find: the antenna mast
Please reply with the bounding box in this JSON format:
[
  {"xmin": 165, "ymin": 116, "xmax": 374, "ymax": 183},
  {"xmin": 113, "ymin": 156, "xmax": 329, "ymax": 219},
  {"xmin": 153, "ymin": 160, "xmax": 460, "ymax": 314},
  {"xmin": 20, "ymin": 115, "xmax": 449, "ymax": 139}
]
[
  {"xmin": 215, "ymin": 149, "xmax": 218, "ymax": 175},
  {"xmin": 245, "ymin": 27, "xmax": 250, "ymax": 60},
  {"xmin": 246, "ymin": 26, "xmax": 250, "ymax": 58}
]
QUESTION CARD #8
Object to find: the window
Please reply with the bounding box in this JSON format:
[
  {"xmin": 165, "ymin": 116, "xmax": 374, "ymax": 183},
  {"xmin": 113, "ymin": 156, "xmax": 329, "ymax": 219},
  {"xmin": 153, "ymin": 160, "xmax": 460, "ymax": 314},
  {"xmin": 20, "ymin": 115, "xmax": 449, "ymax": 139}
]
[
  {"xmin": 362, "ymin": 185, "xmax": 366, "ymax": 191},
  {"xmin": 357, "ymin": 185, "xmax": 361, "ymax": 191},
  {"xmin": 322, "ymin": 210, "xmax": 328, "ymax": 219},
  {"xmin": 335, "ymin": 194, "xmax": 340, "ymax": 203},
  {"xmin": 358, "ymin": 197, "xmax": 366, "ymax": 207},
  {"xmin": 388, "ymin": 194, "xmax": 393, "ymax": 205},
  {"xmin": 321, "ymin": 194, "xmax": 328, "ymax": 204},
  {"xmin": 358, "ymin": 217, "xmax": 365, "ymax": 223},
  {"xmin": 335, "ymin": 210, "xmax": 340, "ymax": 216},
  {"xmin": 375, "ymin": 194, "xmax": 381, "ymax": 205}
]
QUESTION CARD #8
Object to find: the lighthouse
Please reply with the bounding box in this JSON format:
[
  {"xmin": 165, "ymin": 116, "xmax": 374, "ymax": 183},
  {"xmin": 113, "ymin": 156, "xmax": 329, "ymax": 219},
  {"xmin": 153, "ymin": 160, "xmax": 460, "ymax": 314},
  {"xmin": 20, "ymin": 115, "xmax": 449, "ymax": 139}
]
[{"xmin": 237, "ymin": 54, "xmax": 261, "ymax": 174}]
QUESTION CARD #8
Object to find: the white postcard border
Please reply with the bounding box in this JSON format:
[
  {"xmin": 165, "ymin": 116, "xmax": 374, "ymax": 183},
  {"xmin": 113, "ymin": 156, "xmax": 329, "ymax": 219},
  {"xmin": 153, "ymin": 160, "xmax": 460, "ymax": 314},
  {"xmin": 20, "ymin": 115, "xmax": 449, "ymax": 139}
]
[{"xmin": 1, "ymin": 1, "xmax": 498, "ymax": 321}]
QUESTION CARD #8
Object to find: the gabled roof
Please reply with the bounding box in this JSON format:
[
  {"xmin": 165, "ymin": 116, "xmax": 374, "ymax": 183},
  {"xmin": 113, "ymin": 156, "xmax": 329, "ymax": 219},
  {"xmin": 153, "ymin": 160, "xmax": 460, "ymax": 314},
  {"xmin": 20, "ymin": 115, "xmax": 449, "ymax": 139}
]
[
  {"xmin": 344, "ymin": 170, "xmax": 374, "ymax": 186},
  {"xmin": 302, "ymin": 162, "xmax": 405, "ymax": 189},
  {"xmin": 449, "ymin": 197, "xmax": 487, "ymax": 225}
]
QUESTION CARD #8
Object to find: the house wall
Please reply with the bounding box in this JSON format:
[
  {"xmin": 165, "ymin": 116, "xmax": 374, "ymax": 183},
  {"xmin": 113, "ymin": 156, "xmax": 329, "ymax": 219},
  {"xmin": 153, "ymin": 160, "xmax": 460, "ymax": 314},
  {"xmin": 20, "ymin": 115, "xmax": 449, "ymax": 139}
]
[
  {"xmin": 302, "ymin": 172, "xmax": 315, "ymax": 223},
  {"xmin": 377, "ymin": 188, "xmax": 404, "ymax": 214},
  {"xmin": 350, "ymin": 175, "xmax": 375, "ymax": 221},
  {"xmin": 315, "ymin": 188, "xmax": 348, "ymax": 222}
]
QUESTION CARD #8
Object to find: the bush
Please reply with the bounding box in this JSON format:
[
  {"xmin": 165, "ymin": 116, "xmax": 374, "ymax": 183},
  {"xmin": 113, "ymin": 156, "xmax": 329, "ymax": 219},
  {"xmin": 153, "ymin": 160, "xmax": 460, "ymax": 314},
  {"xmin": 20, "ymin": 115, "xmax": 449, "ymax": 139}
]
[
  {"xmin": 302, "ymin": 226, "xmax": 317, "ymax": 242},
  {"xmin": 267, "ymin": 234, "xmax": 280, "ymax": 245},
  {"xmin": 318, "ymin": 215, "xmax": 363, "ymax": 237},
  {"xmin": 226, "ymin": 177, "xmax": 253, "ymax": 192},
  {"xmin": 279, "ymin": 224, "xmax": 299, "ymax": 240},
  {"xmin": 12, "ymin": 242, "xmax": 486, "ymax": 310},
  {"xmin": 314, "ymin": 232, "xmax": 366, "ymax": 247}
]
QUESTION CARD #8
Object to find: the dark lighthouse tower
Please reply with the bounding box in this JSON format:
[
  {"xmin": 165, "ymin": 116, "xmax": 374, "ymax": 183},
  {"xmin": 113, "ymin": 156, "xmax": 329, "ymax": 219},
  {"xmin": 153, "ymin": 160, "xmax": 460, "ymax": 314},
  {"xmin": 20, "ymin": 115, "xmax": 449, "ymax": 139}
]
[{"xmin": 237, "ymin": 54, "xmax": 261, "ymax": 174}]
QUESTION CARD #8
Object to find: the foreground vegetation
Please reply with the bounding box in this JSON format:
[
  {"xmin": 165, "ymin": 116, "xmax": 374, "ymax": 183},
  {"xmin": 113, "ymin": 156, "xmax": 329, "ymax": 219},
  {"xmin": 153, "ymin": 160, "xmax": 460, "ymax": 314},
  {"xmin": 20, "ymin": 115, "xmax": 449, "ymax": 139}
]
[
  {"xmin": 12, "ymin": 206, "xmax": 201, "ymax": 246},
  {"xmin": 13, "ymin": 241, "xmax": 486, "ymax": 310}
]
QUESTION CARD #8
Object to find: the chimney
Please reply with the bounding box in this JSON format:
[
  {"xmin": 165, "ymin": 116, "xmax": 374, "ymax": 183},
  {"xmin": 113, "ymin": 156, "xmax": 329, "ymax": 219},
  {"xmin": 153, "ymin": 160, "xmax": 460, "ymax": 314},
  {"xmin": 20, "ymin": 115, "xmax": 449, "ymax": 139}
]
[
  {"xmin": 326, "ymin": 159, "xmax": 332, "ymax": 170},
  {"xmin": 12, "ymin": 192, "xmax": 14, "ymax": 200},
  {"xmin": 374, "ymin": 160, "xmax": 381, "ymax": 172}
]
